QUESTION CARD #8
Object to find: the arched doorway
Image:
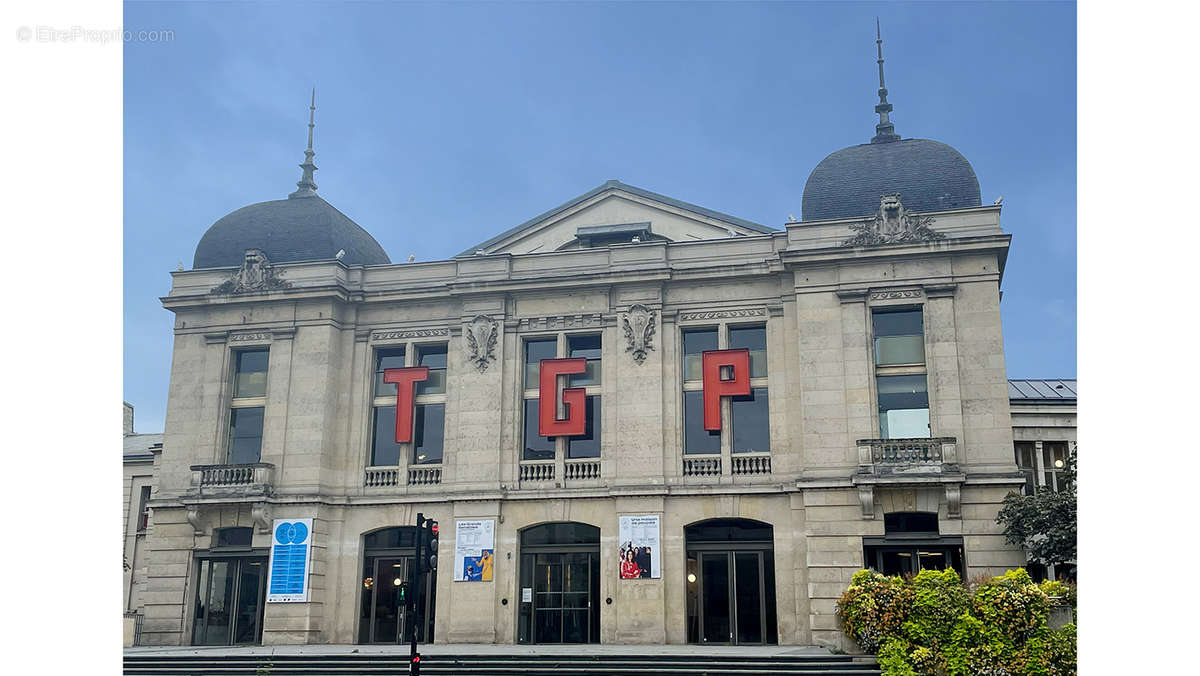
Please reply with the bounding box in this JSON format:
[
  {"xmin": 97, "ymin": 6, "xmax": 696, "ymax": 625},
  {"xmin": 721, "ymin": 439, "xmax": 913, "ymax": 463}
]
[
  {"xmin": 685, "ymin": 518, "xmax": 777, "ymax": 645},
  {"xmin": 357, "ymin": 527, "xmax": 436, "ymax": 644},
  {"xmin": 517, "ymin": 522, "xmax": 601, "ymax": 644}
]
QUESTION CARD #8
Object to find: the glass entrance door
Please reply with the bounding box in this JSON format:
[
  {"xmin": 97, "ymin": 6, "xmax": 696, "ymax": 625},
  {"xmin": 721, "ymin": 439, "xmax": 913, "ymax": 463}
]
[
  {"xmin": 530, "ymin": 552, "xmax": 598, "ymax": 644},
  {"xmin": 694, "ymin": 551, "xmax": 768, "ymax": 644},
  {"xmin": 192, "ymin": 557, "xmax": 267, "ymax": 646},
  {"xmin": 360, "ymin": 554, "xmax": 435, "ymax": 643}
]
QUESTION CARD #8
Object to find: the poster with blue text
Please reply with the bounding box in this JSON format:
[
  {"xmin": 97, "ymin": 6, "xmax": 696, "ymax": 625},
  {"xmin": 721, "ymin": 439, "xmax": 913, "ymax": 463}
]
[
  {"xmin": 453, "ymin": 519, "xmax": 495, "ymax": 582},
  {"xmin": 266, "ymin": 518, "xmax": 313, "ymax": 603}
]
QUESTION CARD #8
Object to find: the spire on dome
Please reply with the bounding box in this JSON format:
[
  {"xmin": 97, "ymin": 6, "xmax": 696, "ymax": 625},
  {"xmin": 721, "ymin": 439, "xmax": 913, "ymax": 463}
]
[
  {"xmin": 289, "ymin": 88, "xmax": 319, "ymax": 198},
  {"xmin": 871, "ymin": 19, "xmax": 900, "ymax": 144}
]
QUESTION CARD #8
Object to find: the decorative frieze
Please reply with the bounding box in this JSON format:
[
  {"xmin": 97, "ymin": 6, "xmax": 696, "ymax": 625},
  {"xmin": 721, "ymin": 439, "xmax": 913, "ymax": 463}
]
[
  {"xmin": 517, "ymin": 313, "xmax": 603, "ymax": 331},
  {"xmin": 464, "ymin": 315, "xmax": 499, "ymax": 373},
  {"xmin": 868, "ymin": 289, "xmax": 923, "ymax": 302},
  {"xmin": 371, "ymin": 327, "xmax": 450, "ymax": 342},
  {"xmin": 229, "ymin": 332, "xmax": 272, "ymax": 342},
  {"xmin": 621, "ymin": 304, "xmax": 656, "ymax": 365},
  {"xmin": 678, "ymin": 308, "xmax": 766, "ymax": 322}
]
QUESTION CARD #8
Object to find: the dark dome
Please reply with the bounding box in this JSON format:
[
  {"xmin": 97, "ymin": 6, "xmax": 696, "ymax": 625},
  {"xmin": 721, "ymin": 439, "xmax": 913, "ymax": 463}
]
[
  {"xmin": 801, "ymin": 138, "xmax": 981, "ymax": 221},
  {"xmin": 193, "ymin": 194, "xmax": 390, "ymax": 269}
]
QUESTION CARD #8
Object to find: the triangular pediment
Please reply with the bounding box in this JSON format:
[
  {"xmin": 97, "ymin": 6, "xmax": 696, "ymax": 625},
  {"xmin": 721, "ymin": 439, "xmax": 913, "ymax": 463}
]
[{"xmin": 457, "ymin": 181, "xmax": 775, "ymax": 256}]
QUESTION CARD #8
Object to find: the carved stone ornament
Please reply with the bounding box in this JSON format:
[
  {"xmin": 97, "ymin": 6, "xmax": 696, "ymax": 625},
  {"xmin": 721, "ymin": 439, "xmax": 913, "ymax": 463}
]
[
  {"xmin": 211, "ymin": 249, "xmax": 293, "ymax": 295},
  {"xmin": 464, "ymin": 315, "xmax": 499, "ymax": 373},
  {"xmin": 842, "ymin": 193, "xmax": 946, "ymax": 247},
  {"xmin": 621, "ymin": 304, "xmax": 656, "ymax": 365}
]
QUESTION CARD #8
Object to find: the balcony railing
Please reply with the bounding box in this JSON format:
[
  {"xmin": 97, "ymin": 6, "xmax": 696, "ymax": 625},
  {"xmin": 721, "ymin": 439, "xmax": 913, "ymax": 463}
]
[
  {"xmin": 519, "ymin": 461, "xmax": 555, "ymax": 483},
  {"xmin": 856, "ymin": 437, "xmax": 958, "ymax": 475},
  {"xmin": 564, "ymin": 459, "xmax": 601, "ymax": 481},
  {"xmin": 732, "ymin": 453, "xmax": 772, "ymax": 476},
  {"xmin": 188, "ymin": 463, "xmax": 274, "ymax": 498},
  {"xmin": 683, "ymin": 455, "xmax": 721, "ymax": 477},
  {"xmin": 408, "ymin": 465, "xmax": 442, "ymax": 486},
  {"xmin": 364, "ymin": 467, "xmax": 400, "ymax": 487}
]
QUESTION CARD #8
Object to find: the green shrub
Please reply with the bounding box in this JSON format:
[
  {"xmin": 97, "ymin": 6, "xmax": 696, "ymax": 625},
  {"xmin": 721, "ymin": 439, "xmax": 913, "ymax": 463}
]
[
  {"xmin": 836, "ymin": 569, "xmax": 913, "ymax": 653},
  {"xmin": 835, "ymin": 568, "xmax": 1076, "ymax": 676}
]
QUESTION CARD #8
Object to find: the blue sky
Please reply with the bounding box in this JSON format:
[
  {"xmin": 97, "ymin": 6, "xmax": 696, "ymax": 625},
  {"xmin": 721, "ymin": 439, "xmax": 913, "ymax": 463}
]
[{"xmin": 123, "ymin": 1, "xmax": 1076, "ymax": 433}]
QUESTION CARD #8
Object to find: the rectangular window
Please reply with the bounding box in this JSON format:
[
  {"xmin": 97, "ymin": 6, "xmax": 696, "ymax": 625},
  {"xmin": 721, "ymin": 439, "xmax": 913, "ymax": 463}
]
[
  {"xmin": 136, "ymin": 485, "xmax": 151, "ymax": 532},
  {"xmin": 1043, "ymin": 441, "xmax": 1069, "ymax": 491},
  {"xmin": 522, "ymin": 334, "xmax": 604, "ymax": 465},
  {"xmin": 873, "ymin": 308, "xmax": 924, "ymax": 366},
  {"xmin": 368, "ymin": 343, "xmax": 448, "ymax": 468},
  {"xmin": 1014, "ymin": 441, "xmax": 1037, "ymax": 495},
  {"xmin": 228, "ymin": 407, "xmax": 264, "ymax": 464},
  {"xmin": 416, "ymin": 344, "xmax": 447, "ymax": 395},
  {"xmin": 682, "ymin": 328, "xmax": 718, "ymax": 382},
  {"xmin": 568, "ymin": 334, "xmax": 602, "ymax": 386},
  {"xmin": 728, "ymin": 326, "xmax": 767, "ymax": 378},
  {"xmin": 523, "ymin": 398, "xmax": 555, "ymax": 460},
  {"xmin": 877, "ymin": 374, "xmax": 929, "ymax": 438},
  {"xmin": 413, "ymin": 403, "xmax": 445, "ymax": 464},
  {"xmin": 683, "ymin": 389, "xmax": 721, "ymax": 455},
  {"xmin": 566, "ymin": 397, "xmax": 601, "ymax": 458},
  {"xmin": 371, "ymin": 406, "xmax": 401, "ymax": 467},
  {"xmin": 374, "ymin": 347, "xmax": 406, "ymax": 396},
  {"xmin": 233, "ymin": 349, "xmax": 269, "ymax": 398},
  {"xmin": 731, "ymin": 387, "xmax": 770, "ymax": 453},
  {"xmin": 524, "ymin": 338, "xmax": 557, "ymax": 389}
]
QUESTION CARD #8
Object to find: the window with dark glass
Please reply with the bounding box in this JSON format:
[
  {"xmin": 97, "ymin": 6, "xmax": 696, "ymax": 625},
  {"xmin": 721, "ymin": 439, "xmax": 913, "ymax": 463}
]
[
  {"xmin": 1014, "ymin": 441, "xmax": 1037, "ymax": 495},
  {"xmin": 1043, "ymin": 441, "xmax": 1069, "ymax": 491},
  {"xmin": 523, "ymin": 399, "xmax": 554, "ymax": 460},
  {"xmin": 522, "ymin": 334, "xmax": 604, "ymax": 464},
  {"xmin": 136, "ymin": 485, "xmax": 152, "ymax": 532},
  {"xmin": 416, "ymin": 344, "xmax": 447, "ymax": 395},
  {"xmin": 877, "ymin": 374, "xmax": 929, "ymax": 438},
  {"xmin": 567, "ymin": 397, "xmax": 601, "ymax": 458},
  {"xmin": 368, "ymin": 343, "xmax": 448, "ymax": 468},
  {"xmin": 864, "ymin": 512, "xmax": 963, "ymax": 577},
  {"xmin": 228, "ymin": 408, "xmax": 265, "ymax": 464},
  {"xmin": 731, "ymin": 388, "xmax": 770, "ymax": 453},
  {"xmin": 215, "ymin": 527, "xmax": 254, "ymax": 549},
  {"xmin": 681, "ymin": 324, "xmax": 770, "ymax": 458},
  {"xmin": 568, "ymin": 334, "xmax": 602, "ymax": 386},
  {"xmin": 683, "ymin": 390, "xmax": 721, "ymax": 455},
  {"xmin": 872, "ymin": 308, "xmax": 925, "ymax": 366},
  {"xmin": 682, "ymin": 328, "xmax": 718, "ymax": 382},
  {"xmin": 227, "ymin": 348, "xmax": 268, "ymax": 464}
]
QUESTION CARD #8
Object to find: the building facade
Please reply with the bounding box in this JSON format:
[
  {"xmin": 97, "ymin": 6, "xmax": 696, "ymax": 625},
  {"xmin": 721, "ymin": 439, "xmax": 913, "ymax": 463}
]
[
  {"xmin": 1009, "ymin": 379, "xmax": 1077, "ymax": 582},
  {"xmin": 139, "ymin": 56, "xmax": 1029, "ymax": 649},
  {"xmin": 123, "ymin": 402, "xmax": 161, "ymax": 646}
]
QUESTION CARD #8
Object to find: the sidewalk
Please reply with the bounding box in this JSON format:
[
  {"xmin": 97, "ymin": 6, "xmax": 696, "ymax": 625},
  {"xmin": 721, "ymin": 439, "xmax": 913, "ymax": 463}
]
[{"xmin": 125, "ymin": 643, "xmax": 842, "ymax": 658}]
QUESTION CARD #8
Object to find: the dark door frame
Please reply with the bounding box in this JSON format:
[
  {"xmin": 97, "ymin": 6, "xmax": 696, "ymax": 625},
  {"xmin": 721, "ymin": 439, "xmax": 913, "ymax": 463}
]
[
  {"xmin": 358, "ymin": 546, "xmax": 436, "ymax": 644},
  {"xmin": 519, "ymin": 544, "xmax": 601, "ymax": 644},
  {"xmin": 191, "ymin": 552, "xmax": 268, "ymax": 646},
  {"xmin": 687, "ymin": 540, "xmax": 773, "ymax": 645}
]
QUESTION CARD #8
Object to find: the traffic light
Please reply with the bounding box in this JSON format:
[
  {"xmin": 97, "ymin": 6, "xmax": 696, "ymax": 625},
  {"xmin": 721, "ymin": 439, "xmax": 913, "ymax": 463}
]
[
  {"xmin": 423, "ymin": 518, "xmax": 439, "ymax": 571},
  {"xmin": 397, "ymin": 581, "xmax": 407, "ymax": 603},
  {"xmin": 410, "ymin": 652, "xmax": 421, "ymax": 675}
]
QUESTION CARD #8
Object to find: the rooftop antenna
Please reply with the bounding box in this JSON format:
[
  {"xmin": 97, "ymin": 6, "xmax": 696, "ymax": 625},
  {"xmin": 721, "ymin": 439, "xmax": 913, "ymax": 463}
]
[
  {"xmin": 289, "ymin": 88, "xmax": 319, "ymax": 198},
  {"xmin": 871, "ymin": 19, "xmax": 900, "ymax": 143}
]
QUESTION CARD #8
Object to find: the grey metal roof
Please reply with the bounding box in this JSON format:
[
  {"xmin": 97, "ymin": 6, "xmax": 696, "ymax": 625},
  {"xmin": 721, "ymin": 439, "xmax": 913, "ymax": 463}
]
[
  {"xmin": 193, "ymin": 194, "xmax": 391, "ymax": 269},
  {"xmin": 801, "ymin": 138, "xmax": 981, "ymax": 221},
  {"xmin": 124, "ymin": 432, "xmax": 163, "ymax": 459},
  {"xmin": 1008, "ymin": 379, "xmax": 1077, "ymax": 402},
  {"xmin": 456, "ymin": 180, "xmax": 776, "ymax": 257}
]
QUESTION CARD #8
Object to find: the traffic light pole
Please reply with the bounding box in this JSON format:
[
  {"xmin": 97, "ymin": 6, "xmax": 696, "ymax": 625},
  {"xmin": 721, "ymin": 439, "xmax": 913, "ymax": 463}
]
[{"xmin": 409, "ymin": 512, "xmax": 424, "ymax": 675}]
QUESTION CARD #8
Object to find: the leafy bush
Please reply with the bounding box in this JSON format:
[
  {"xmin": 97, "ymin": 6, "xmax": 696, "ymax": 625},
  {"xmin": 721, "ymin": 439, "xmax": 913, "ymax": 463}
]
[
  {"xmin": 835, "ymin": 568, "xmax": 1076, "ymax": 676},
  {"xmin": 836, "ymin": 569, "xmax": 913, "ymax": 653}
]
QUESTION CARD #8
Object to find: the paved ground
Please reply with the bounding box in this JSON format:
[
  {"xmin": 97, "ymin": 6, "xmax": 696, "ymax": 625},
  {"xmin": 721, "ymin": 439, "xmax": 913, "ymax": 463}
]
[{"xmin": 125, "ymin": 643, "xmax": 843, "ymax": 658}]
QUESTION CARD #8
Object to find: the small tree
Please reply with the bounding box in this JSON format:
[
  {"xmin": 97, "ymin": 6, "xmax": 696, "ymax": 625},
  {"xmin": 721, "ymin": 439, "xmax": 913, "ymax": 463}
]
[{"xmin": 996, "ymin": 447, "xmax": 1077, "ymax": 567}]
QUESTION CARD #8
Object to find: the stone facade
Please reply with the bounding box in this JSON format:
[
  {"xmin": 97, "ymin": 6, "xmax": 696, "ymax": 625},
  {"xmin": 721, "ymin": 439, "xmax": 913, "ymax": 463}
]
[
  {"xmin": 123, "ymin": 403, "xmax": 161, "ymax": 646},
  {"xmin": 140, "ymin": 183, "xmax": 1026, "ymax": 650}
]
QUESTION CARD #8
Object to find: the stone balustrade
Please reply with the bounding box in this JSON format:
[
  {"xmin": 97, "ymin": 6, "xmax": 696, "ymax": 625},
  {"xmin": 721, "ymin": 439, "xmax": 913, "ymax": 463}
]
[
  {"xmin": 408, "ymin": 465, "xmax": 442, "ymax": 486},
  {"xmin": 364, "ymin": 467, "xmax": 400, "ymax": 487},
  {"xmin": 732, "ymin": 453, "xmax": 772, "ymax": 476},
  {"xmin": 683, "ymin": 455, "xmax": 721, "ymax": 477},
  {"xmin": 519, "ymin": 461, "xmax": 555, "ymax": 483},
  {"xmin": 857, "ymin": 437, "xmax": 958, "ymax": 475},
  {"xmin": 564, "ymin": 459, "xmax": 601, "ymax": 481},
  {"xmin": 188, "ymin": 463, "xmax": 274, "ymax": 498}
]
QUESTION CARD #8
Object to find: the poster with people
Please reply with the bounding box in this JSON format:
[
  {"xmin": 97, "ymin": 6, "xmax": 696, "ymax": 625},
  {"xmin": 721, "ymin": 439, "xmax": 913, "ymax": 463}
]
[
  {"xmin": 618, "ymin": 514, "xmax": 661, "ymax": 579},
  {"xmin": 453, "ymin": 519, "xmax": 495, "ymax": 582}
]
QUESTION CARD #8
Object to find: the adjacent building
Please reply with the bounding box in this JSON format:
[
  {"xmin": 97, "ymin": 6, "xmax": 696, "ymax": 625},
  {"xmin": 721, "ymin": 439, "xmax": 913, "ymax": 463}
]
[
  {"xmin": 123, "ymin": 402, "xmax": 161, "ymax": 646},
  {"xmin": 137, "ymin": 42, "xmax": 1033, "ymax": 650}
]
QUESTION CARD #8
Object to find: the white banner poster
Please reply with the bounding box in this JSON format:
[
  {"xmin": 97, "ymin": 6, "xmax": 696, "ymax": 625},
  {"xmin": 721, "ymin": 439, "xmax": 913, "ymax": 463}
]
[
  {"xmin": 453, "ymin": 519, "xmax": 495, "ymax": 582},
  {"xmin": 266, "ymin": 518, "xmax": 313, "ymax": 603},
  {"xmin": 618, "ymin": 514, "xmax": 661, "ymax": 579}
]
